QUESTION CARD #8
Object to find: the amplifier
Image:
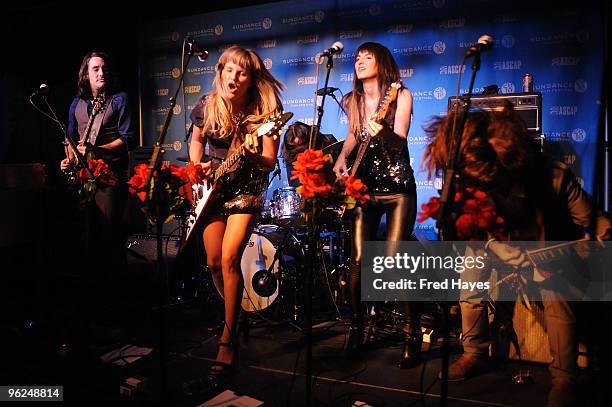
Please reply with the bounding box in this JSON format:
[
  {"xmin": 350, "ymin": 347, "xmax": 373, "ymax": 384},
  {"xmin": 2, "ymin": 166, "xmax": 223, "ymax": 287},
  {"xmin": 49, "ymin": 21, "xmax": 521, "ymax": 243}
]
[
  {"xmin": 126, "ymin": 234, "xmax": 181, "ymax": 264},
  {"xmin": 448, "ymin": 92, "xmax": 542, "ymax": 134}
]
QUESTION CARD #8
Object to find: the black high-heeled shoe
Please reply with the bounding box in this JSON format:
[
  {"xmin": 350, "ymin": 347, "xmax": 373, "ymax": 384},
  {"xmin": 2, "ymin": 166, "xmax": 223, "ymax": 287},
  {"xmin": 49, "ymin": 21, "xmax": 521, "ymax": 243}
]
[
  {"xmin": 344, "ymin": 318, "xmax": 365, "ymax": 358},
  {"xmin": 398, "ymin": 327, "xmax": 423, "ymax": 369},
  {"xmin": 183, "ymin": 335, "xmax": 239, "ymax": 396}
]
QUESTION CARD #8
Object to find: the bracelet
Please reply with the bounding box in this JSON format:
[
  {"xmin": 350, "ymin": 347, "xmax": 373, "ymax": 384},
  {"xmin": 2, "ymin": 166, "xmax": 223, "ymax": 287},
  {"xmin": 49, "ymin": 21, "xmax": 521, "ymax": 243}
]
[{"xmin": 484, "ymin": 238, "xmax": 497, "ymax": 252}]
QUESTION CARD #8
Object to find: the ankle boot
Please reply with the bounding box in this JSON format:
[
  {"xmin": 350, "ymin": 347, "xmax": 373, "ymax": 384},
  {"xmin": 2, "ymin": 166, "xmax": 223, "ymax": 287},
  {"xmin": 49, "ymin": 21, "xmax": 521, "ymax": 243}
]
[{"xmin": 398, "ymin": 326, "xmax": 422, "ymax": 369}]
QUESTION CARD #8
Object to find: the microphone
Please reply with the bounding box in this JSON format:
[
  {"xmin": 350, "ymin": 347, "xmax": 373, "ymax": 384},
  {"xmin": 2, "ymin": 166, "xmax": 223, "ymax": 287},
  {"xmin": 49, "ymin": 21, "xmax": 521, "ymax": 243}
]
[
  {"xmin": 316, "ymin": 41, "xmax": 344, "ymax": 63},
  {"xmin": 30, "ymin": 83, "xmax": 49, "ymax": 98},
  {"xmin": 185, "ymin": 37, "xmax": 209, "ymax": 62},
  {"xmin": 316, "ymin": 87, "xmax": 340, "ymax": 96},
  {"xmin": 466, "ymin": 35, "xmax": 494, "ymax": 57}
]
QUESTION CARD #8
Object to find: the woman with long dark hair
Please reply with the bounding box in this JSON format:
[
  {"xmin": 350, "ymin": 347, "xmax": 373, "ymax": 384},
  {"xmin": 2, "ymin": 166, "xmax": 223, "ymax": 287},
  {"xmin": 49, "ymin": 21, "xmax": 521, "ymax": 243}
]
[{"xmin": 333, "ymin": 42, "xmax": 421, "ymax": 367}]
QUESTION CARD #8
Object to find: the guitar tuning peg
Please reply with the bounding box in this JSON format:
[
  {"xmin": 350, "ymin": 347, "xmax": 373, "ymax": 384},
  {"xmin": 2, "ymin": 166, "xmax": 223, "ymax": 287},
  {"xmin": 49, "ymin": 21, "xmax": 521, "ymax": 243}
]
[{"xmin": 273, "ymin": 135, "xmax": 278, "ymax": 141}]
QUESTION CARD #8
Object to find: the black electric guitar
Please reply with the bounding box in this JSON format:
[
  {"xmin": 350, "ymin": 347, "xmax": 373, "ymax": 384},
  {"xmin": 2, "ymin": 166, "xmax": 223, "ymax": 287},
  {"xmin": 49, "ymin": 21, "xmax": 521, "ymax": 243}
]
[
  {"xmin": 181, "ymin": 111, "xmax": 294, "ymax": 249},
  {"xmin": 338, "ymin": 81, "xmax": 402, "ymax": 217}
]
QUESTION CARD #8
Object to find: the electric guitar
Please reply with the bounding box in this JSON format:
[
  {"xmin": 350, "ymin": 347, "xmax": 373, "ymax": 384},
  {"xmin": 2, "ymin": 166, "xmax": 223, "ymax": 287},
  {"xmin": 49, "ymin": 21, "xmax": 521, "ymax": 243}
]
[
  {"xmin": 338, "ymin": 81, "xmax": 402, "ymax": 217},
  {"xmin": 181, "ymin": 111, "xmax": 294, "ymax": 249}
]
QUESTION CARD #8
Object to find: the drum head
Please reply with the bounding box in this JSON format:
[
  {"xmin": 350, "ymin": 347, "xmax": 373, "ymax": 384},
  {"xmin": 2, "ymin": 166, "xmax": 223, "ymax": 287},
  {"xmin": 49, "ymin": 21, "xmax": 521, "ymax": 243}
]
[{"xmin": 241, "ymin": 231, "xmax": 280, "ymax": 312}]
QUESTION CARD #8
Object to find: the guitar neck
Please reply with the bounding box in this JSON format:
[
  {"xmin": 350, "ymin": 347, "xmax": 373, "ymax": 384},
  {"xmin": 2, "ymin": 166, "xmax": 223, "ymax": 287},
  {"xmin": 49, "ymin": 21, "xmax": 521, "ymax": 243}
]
[
  {"xmin": 213, "ymin": 142, "xmax": 247, "ymax": 183},
  {"xmin": 350, "ymin": 134, "xmax": 372, "ymax": 177},
  {"xmin": 526, "ymin": 241, "xmax": 580, "ymax": 266}
]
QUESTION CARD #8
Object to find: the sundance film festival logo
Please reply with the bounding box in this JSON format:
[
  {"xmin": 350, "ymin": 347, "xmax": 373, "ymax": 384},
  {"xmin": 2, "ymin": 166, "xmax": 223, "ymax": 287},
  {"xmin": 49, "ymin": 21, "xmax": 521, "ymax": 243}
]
[
  {"xmin": 434, "ymin": 177, "xmax": 443, "ymax": 190},
  {"xmin": 574, "ymin": 79, "xmax": 588, "ymax": 93},
  {"xmin": 258, "ymin": 39, "xmax": 277, "ymax": 49},
  {"xmin": 263, "ymin": 58, "xmax": 273, "ymax": 70},
  {"xmin": 282, "ymin": 10, "xmax": 325, "ymax": 25},
  {"xmin": 187, "ymin": 65, "xmax": 216, "ymax": 75},
  {"xmin": 501, "ymin": 35, "xmax": 515, "ymax": 48},
  {"xmin": 493, "ymin": 13, "xmax": 521, "ymax": 24},
  {"xmin": 387, "ymin": 24, "xmax": 413, "ymax": 34},
  {"xmin": 297, "ymin": 76, "xmax": 316, "ymax": 86},
  {"xmin": 439, "ymin": 65, "xmax": 465, "ymax": 75},
  {"xmin": 160, "ymin": 141, "xmax": 182, "ymax": 151},
  {"xmin": 552, "ymin": 57, "xmax": 580, "ymax": 66},
  {"xmin": 400, "ymin": 68, "xmax": 414, "ymax": 78},
  {"xmin": 550, "ymin": 106, "xmax": 578, "ymax": 116},
  {"xmin": 297, "ymin": 34, "xmax": 319, "ymax": 45},
  {"xmin": 340, "ymin": 30, "xmax": 364, "ymax": 40},
  {"xmin": 493, "ymin": 60, "xmax": 522, "ymax": 70},
  {"xmin": 535, "ymin": 82, "xmax": 575, "ymax": 93},
  {"xmin": 187, "ymin": 25, "xmax": 224, "ymax": 38},
  {"xmin": 460, "ymin": 87, "xmax": 484, "ymax": 94},
  {"xmin": 282, "ymin": 56, "xmax": 317, "ymax": 66},
  {"xmin": 416, "ymin": 179, "xmax": 436, "ymax": 190},
  {"xmin": 500, "ymin": 83, "xmax": 515, "ymax": 94},
  {"xmin": 412, "ymin": 90, "xmax": 434, "ymax": 101},
  {"xmin": 433, "ymin": 41, "xmax": 446, "ymax": 54},
  {"xmin": 409, "ymin": 135, "xmax": 430, "ymax": 144},
  {"xmin": 394, "ymin": 43, "xmax": 443, "ymax": 56},
  {"xmin": 232, "ymin": 18, "xmax": 272, "ymax": 32},
  {"xmin": 369, "ymin": 4, "xmax": 381, "ymax": 16},
  {"xmin": 433, "ymin": 87, "xmax": 447, "ymax": 100},
  {"xmin": 283, "ymin": 98, "xmax": 314, "ymax": 108},
  {"xmin": 151, "ymin": 69, "xmax": 180, "ymax": 79},
  {"xmin": 392, "ymin": 0, "xmax": 445, "ymax": 11},
  {"xmin": 173, "ymin": 105, "xmax": 182, "ymax": 115},
  {"xmin": 547, "ymin": 131, "xmax": 572, "ymax": 142},
  {"xmin": 530, "ymin": 30, "xmax": 590, "ymax": 45},
  {"xmin": 571, "ymin": 128, "xmax": 587, "ymax": 142},
  {"xmin": 439, "ymin": 18, "xmax": 465, "ymax": 29}
]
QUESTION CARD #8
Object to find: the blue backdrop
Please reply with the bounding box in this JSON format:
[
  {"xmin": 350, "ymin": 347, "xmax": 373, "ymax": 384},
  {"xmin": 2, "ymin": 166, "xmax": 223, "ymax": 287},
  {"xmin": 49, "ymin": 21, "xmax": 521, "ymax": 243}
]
[{"xmin": 138, "ymin": 0, "xmax": 604, "ymax": 239}]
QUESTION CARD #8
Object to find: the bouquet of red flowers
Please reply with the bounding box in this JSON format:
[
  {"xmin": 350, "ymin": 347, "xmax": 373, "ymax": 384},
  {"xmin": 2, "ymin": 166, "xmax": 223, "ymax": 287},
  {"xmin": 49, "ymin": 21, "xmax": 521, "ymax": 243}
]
[
  {"xmin": 290, "ymin": 149, "xmax": 370, "ymax": 220},
  {"xmin": 75, "ymin": 158, "xmax": 117, "ymax": 205},
  {"xmin": 128, "ymin": 162, "xmax": 205, "ymax": 225},
  {"xmin": 417, "ymin": 186, "xmax": 506, "ymax": 240}
]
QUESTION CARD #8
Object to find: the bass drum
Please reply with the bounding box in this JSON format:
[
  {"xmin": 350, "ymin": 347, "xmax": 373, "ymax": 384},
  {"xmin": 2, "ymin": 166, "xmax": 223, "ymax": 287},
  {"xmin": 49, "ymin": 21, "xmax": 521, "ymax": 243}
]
[{"xmin": 241, "ymin": 224, "xmax": 302, "ymax": 313}]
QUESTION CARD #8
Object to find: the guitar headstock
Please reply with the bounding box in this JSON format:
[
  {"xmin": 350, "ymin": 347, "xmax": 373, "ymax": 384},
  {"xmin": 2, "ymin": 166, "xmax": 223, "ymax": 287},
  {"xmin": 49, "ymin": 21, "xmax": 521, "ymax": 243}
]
[
  {"xmin": 374, "ymin": 80, "xmax": 402, "ymax": 122},
  {"xmin": 256, "ymin": 111, "xmax": 294, "ymax": 140}
]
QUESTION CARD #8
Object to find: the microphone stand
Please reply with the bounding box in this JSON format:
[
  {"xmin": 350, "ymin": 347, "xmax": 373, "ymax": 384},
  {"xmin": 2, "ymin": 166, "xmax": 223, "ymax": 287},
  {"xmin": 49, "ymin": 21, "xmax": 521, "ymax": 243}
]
[
  {"xmin": 436, "ymin": 50, "xmax": 481, "ymax": 407},
  {"xmin": 143, "ymin": 39, "xmax": 198, "ymax": 403}
]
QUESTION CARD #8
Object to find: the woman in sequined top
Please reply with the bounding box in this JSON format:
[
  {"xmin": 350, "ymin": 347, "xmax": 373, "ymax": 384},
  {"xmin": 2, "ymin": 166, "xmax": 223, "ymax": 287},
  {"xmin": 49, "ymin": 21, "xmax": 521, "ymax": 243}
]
[
  {"xmin": 188, "ymin": 45, "xmax": 283, "ymax": 388},
  {"xmin": 332, "ymin": 42, "xmax": 420, "ymax": 367}
]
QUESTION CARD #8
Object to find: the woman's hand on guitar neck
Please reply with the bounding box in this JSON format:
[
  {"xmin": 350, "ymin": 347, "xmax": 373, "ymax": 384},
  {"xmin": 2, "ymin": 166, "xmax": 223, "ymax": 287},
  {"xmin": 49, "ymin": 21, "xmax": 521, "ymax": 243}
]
[
  {"xmin": 487, "ymin": 241, "xmax": 531, "ymax": 269},
  {"xmin": 333, "ymin": 156, "xmax": 348, "ymax": 178},
  {"xmin": 194, "ymin": 161, "xmax": 213, "ymax": 179},
  {"xmin": 244, "ymin": 131, "xmax": 260, "ymax": 155}
]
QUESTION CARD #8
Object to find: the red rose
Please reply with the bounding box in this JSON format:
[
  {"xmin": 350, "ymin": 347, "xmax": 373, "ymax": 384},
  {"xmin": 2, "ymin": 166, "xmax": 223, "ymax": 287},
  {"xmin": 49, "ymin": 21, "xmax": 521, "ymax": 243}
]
[
  {"xmin": 417, "ymin": 196, "xmax": 441, "ymax": 222},
  {"xmin": 292, "ymin": 149, "xmax": 332, "ymax": 172},
  {"xmin": 343, "ymin": 176, "xmax": 370, "ymax": 204}
]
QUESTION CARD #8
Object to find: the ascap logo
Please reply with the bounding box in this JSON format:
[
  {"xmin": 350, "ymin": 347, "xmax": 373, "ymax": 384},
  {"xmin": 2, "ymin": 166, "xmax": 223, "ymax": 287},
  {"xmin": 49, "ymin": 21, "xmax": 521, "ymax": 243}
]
[
  {"xmin": 535, "ymin": 82, "xmax": 575, "ymax": 93},
  {"xmin": 281, "ymin": 10, "xmax": 325, "ymax": 25},
  {"xmin": 550, "ymin": 106, "xmax": 578, "ymax": 116},
  {"xmin": 156, "ymin": 88, "xmax": 169, "ymax": 96},
  {"xmin": 574, "ymin": 79, "xmax": 588, "ymax": 93},
  {"xmin": 187, "ymin": 65, "xmax": 216, "ymax": 75},
  {"xmin": 282, "ymin": 56, "xmax": 317, "ymax": 66},
  {"xmin": 493, "ymin": 13, "xmax": 521, "ymax": 24},
  {"xmin": 263, "ymin": 58, "xmax": 273, "ymax": 70},
  {"xmin": 215, "ymin": 25, "xmax": 224, "ymax": 36},
  {"xmin": 297, "ymin": 117, "xmax": 315, "ymax": 125},
  {"xmin": 173, "ymin": 105, "xmax": 182, "ymax": 115},
  {"xmin": 433, "ymin": 41, "xmax": 446, "ymax": 54},
  {"xmin": 297, "ymin": 34, "xmax": 319, "ymax": 45},
  {"xmin": 184, "ymin": 85, "xmax": 201, "ymax": 94},
  {"xmin": 433, "ymin": 87, "xmax": 447, "ymax": 100},
  {"xmin": 501, "ymin": 35, "xmax": 515, "ymax": 48},
  {"xmin": 439, "ymin": 65, "xmax": 465, "ymax": 75},
  {"xmin": 563, "ymin": 154, "xmax": 576, "ymax": 165},
  {"xmin": 340, "ymin": 73, "xmax": 354, "ymax": 82},
  {"xmin": 439, "ymin": 18, "xmax": 465, "ymax": 29},
  {"xmin": 258, "ymin": 39, "xmax": 277, "ymax": 49},
  {"xmin": 340, "ymin": 30, "xmax": 364, "ymax": 39},
  {"xmin": 493, "ymin": 60, "xmax": 522, "ymax": 70},
  {"xmin": 571, "ymin": 128, "xmax": 586, "ymax": 142},
  {"xmin": 433, "ymin": 0, "xmax": 446, "ymax": 8},
  {"xmin": 172, "ymin": 68, "xmax": 181, "ymax": 79},
  {"xmin": 297, "ymin": 76, "xmax": 316, "ymax": 86},
  {"xmin": 400, "ymin": 68, "xmax": 414, "ymax": 78},
  {"xmin": 283, "ymin": 98, "xmax": 315, "ymax": 108},
  {"xmin": 501, "ymin": 82, "xmax": 515, "ymax": 94},
  {"xmin": 262, "ymin": 18, "xmax": 272, "ymax": 30},
  {"xmin": 387, "ymin": 24, "xmax": 413, "ymax": 34},
  {"xmin": 552, "ymin": 57, "xmax": 580, "ymax": 66},
  {"xmin": 369, "ymin": 4, "xmax": 381, "ymax": 16}
]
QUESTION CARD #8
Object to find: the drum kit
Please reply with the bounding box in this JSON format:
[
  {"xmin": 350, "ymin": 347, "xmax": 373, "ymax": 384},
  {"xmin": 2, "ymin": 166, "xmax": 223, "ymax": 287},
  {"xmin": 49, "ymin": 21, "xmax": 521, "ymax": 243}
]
[{"xmin": 240, "ymin": 185, "xmax": 351, "ymax": 322}]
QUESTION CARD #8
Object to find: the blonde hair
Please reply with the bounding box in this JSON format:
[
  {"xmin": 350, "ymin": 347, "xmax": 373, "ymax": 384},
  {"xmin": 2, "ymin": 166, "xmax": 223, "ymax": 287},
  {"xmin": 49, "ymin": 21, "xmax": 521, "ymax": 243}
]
[{"xmin": 203, "ymin": 46, "xmax": 284, "ymax": 138}]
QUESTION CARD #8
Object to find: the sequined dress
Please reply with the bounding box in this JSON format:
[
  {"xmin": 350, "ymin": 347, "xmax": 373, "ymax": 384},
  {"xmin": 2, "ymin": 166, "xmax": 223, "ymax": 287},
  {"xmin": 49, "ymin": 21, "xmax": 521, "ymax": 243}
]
[{"xmin": 190, "ymin": 97, "xmax": 269, "ymax": 215}]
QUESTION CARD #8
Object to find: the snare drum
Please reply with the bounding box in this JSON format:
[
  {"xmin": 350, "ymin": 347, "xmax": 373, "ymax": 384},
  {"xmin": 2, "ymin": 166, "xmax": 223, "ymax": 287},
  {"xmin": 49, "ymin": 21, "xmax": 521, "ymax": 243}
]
[{"xmin": 270, "ymin": 187, "xmax": 302, "ymax": 223}]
